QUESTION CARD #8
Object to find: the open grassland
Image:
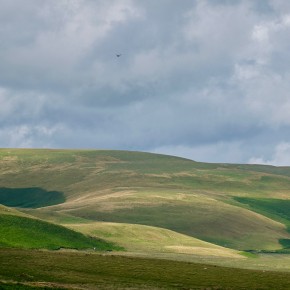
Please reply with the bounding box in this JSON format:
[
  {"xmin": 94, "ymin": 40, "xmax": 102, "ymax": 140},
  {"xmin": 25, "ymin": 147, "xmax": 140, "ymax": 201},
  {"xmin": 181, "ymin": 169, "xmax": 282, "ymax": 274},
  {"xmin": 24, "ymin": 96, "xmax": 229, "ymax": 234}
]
[
  {"xmin": 0, "ymin": 204, "xmax": 34, "ymax": 218},
  {"xmin": 66, "ymin": 222, "xmax": 290, "ymax": 273},
  {"xmin": 61, "ymin": 190, "xmax": 289, "ymax": 250},
  {"xmin": 234, "ymin": 197, "xmax": 290, "ymax": 229},
  {"xmin": 233, "ymin": 197, "xmax": 290, "ymax": 252},
  {"xmin": 0, "ymin": 205, "xmax": 120, "ymax": 251},
  {"xmin": 3, "ymin": 149, "xmax": 290, "ymax": 288},
  {"xmin": 1, "ymin": 149, "xmax": 290, "ymax": 251},
  {"xmin": 2, "ymin": 149, "xmax": 290, "ymax": 198},
  {"xmin": 2, "ymin": 249, "xmax": 290, "ymax": 290},
  {"xmin": 68, "ymin": 222, "xmax": 242, "ymax": 258}
]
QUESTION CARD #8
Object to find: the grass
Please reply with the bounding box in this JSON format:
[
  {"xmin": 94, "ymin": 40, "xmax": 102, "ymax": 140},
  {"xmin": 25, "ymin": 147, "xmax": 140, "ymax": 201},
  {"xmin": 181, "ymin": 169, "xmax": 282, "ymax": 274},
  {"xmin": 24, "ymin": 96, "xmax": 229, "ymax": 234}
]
[
  {"xmin": 67, "ymin": 221, "xmax": 242, "ymax": 258},
  {"xmin": 1, "ymin": 148, "xmax": 290, "ymax": 196},
  {"xmin": 239, "ymin": 251, "xmax": 259, "ymax": 258},
  {"xmin": 2, "ymin": 148, "xmax": 290, "ymax": 251},
  {"xmin": 234, "ymin": 197, "xmax": 290, "ymax": 251},
  {"xmin": 0, "ymin": 283, "xmax": 63, "ymax": 289},
  {"xmin": 67, "ymin": 198, "xmax": 288, "ymax": 250},
  {"xmin": 18, "ymin": 209, "xmax": 93, "ymax": 225},
  {"xmin": 2, "ymin": 248, "xmax": 290, "ymax": 289},
  {"xmin": 2, "ymin": 149, "xmax": 290, "ymax": 288},
  {"xmin": 0, "ymin": 214, "xmax": 121, "ymax": 251},
  {"xmin": 234, "ymin": 197, "xmax": 290, "ymax": 225}
]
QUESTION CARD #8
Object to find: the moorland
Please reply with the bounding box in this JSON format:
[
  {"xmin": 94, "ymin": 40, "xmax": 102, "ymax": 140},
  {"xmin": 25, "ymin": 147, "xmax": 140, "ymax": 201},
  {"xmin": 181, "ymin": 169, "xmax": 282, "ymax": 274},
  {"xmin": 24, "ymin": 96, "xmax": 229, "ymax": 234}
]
[{"xmin": 1, "ymin": 149, "xmax": 290, "ymax": 289}]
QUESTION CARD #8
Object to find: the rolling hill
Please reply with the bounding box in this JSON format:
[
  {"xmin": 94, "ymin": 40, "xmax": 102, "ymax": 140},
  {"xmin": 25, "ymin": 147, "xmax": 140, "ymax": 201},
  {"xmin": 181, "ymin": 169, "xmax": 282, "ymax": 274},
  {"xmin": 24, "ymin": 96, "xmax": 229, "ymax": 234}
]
[
  {"xmin": 68, "ymin": 221, "xmax": 242, "ymax": 258},
  {"xmin": 1, "ymin": 148, "xmax": 290, "ymax": 252},
  {"xmin": 0, "ymin": 204, "xmax": 119, "ymax": 250}
]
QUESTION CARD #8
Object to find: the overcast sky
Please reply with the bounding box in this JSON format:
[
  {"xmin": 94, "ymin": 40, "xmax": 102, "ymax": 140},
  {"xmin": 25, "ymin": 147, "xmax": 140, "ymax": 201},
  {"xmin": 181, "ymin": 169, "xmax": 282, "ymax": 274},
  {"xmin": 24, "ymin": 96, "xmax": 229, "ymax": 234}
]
[{"xmin": 1, "ymin": 0, "xmax": 290, "ymax": 165}]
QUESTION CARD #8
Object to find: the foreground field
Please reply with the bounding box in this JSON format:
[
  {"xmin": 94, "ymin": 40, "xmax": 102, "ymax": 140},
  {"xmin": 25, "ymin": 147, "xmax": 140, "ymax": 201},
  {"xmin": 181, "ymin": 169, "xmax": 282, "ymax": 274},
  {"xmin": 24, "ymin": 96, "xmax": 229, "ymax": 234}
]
[{"xmin": 1, "ymin": 249, "xmax": 290, "ymax": 290}]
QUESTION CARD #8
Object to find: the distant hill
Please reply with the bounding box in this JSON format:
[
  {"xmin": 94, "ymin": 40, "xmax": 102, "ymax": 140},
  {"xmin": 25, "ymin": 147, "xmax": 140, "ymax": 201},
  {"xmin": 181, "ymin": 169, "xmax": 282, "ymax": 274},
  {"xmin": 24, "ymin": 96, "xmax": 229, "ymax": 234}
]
[{"xmin": 1, "ymin": 148, "xmax": 290, "ymax": 251}]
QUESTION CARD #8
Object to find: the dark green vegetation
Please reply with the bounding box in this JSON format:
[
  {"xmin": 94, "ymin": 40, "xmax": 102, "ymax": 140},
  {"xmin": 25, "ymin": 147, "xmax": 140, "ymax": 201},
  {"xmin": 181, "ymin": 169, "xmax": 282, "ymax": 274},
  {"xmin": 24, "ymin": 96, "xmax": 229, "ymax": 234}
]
[
  {"xmin": 234, "ymin": 197, "xmax": 290, "ymax": 227},
  {"xmin": 234, "ymin": 197, "xmax": 290, "ymax": 251},
  {"xmin": 2, "ymin": 249, "xmax": 290, "ymax": 290},
  {"xmin": 0, "ymin": 187, "xmax": 65, "ymax": 208},
  {"xmin": 0, "ymin": 213, "xmax": 120, "ymax": 250}
]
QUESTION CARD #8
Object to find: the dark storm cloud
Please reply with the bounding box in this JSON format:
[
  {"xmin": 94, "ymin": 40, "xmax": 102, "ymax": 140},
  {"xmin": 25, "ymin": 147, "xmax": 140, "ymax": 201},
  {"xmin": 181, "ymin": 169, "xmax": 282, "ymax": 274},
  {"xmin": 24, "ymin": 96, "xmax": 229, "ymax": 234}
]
[{"xmin": 1, "ymin": 0, "xmax": 290, "ymax": 165}]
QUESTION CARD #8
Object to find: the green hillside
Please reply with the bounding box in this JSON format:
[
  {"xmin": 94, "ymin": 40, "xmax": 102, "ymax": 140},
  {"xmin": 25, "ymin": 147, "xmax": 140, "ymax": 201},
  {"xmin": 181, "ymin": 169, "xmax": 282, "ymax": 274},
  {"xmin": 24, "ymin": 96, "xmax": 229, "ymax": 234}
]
[
  {"xmin": 68, "ymin": 221, "xmax": 242, "ymax": 258},
  {"xmin": 1, "ymin": 149, "xmax": 290, "ymax": 251},
  {"xmin": 0, "ymin": 205, "xmax": 120, "ymax": 250},
  {"xmin": 234, "ymin": 197, "xmax": 290, "ymax": 228}
]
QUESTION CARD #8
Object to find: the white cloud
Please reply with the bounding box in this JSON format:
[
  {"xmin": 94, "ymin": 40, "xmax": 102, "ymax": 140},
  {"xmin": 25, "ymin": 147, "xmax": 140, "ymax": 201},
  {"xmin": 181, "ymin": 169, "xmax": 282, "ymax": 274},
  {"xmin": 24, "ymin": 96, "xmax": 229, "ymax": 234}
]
[
  {"xmin": 0, "ymin": 0, "xmax": 142, "ymax": 89},
  {"xmin": 249, "ymin": 142, "xmax": 290, "ymax": 166},
  {"xmin": 0, "ymin": 123, "xmax": 66, "ymax": 149},
  {"xmin": 252, "ymin": 24, "xmax": 269, "ymax": 42},
  {"xmin": 151, "ymin": 141, "xmax": 245, "ymax": 164},
  {"xmin": 234, "ymin": 63, "xmax": 260, "ymax": 80},
  {"xmin": 1, "ymin": 0, "xmax": 290, "ymax": 165}
]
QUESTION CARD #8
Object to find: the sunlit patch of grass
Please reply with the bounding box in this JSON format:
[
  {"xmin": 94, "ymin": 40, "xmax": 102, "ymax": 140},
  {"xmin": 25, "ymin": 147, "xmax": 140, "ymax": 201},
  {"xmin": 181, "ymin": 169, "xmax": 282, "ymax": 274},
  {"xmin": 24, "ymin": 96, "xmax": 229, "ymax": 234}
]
[
  {"xmin": 0, "ymin": 214, "xmax": 121, "ymax": 251},
  {"xmin": 68, "ymin": 222, "xmax": 242, "ymax": 258},
  {"xmin": 239, "ymin": 251, "xmax": 259, "ymax": 258}
]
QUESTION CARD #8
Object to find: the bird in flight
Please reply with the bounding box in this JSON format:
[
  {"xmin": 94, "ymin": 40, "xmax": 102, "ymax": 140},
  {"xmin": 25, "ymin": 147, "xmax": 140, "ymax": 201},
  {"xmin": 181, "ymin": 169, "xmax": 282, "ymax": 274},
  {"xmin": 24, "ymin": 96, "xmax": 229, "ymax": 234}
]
[{"xmin": 116, "ymin": 54, "xmax": 121, "ymax": 57}]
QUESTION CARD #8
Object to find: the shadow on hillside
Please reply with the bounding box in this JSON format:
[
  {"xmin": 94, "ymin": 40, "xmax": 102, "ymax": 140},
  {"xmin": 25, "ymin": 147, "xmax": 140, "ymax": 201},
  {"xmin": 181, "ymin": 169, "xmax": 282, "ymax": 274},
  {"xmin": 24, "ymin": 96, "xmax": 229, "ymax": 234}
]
[{"xmin": 0, "ymin": 187, "xmax": 65, "ymax": 208}]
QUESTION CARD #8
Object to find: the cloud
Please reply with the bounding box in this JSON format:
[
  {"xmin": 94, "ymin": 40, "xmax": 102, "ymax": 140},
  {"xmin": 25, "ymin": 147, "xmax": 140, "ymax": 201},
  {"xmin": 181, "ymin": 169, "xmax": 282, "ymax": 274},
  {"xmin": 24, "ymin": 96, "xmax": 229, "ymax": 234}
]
[
  {"xmin": 249, "ymin": 142, "xmax": 290, "ymax": 166},
  {"xmin": 0, "ymin": 0, "xmax": 141, "ymax": 90},
  {"xmin": 0, "ymin": 123, "xmax": 66, "ymax": 148},
  {"xmin": 1, "ymin": 0, "xmax": 290, "ymax": 165},
  {"xmin": 152, "ymin": 141, "xmax": 245, "ymax": 163}
]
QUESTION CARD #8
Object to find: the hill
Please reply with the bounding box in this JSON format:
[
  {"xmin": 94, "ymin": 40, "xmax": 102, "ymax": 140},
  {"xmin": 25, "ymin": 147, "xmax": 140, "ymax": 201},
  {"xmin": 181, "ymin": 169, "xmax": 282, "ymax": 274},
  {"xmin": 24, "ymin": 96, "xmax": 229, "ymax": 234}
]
[
  {"xmin": 0, "ymin": 205, "xmax": 119, "ymax": 250},
  {"xmin": 68, "ymin": 221, "xmax": 242, "ymax": 258},
  {"xmin": 1, "ymin": 148, "xmax": 290, "ymax": 251}
]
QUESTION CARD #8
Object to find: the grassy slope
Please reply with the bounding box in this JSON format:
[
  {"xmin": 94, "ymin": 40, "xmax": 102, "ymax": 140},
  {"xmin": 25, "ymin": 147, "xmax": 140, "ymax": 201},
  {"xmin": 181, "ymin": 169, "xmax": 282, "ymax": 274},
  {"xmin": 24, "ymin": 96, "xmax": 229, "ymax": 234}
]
[
  {"xmin": 1, "ymin": 149, "xmax": 290, "ymax": 250},
  {"xmin": 0, "ymin": 204, "xmax": 33, "ymax": 218},
  {"xmin": 233, "ymin": 197, "xmax": 290, "ymax": 251},
  {"xmin": 64, "ymin": 192, "xmax": 288, "ymax": 250},
  {"xmin": 2, "ymin": 249, "xmax": 290, "ymax": 290},
  {"xmin": 68, "ymin": 222, "xmax": 242, "ymax": 258},
  {"xmin": 234, "ymin": 197, "xmax": 290, "ymax": 228},
  {"xmin": 0, "ymin": 205, "xmax": 119, "ymax": 251}
]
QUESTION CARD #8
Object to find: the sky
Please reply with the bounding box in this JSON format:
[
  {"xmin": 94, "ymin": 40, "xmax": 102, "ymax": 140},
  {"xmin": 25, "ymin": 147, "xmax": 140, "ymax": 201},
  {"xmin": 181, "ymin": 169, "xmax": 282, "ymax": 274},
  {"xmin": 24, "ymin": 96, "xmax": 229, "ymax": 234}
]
[{"xmin": 1, "ymin": 0, "xmax": 290, "ymax": 165}]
